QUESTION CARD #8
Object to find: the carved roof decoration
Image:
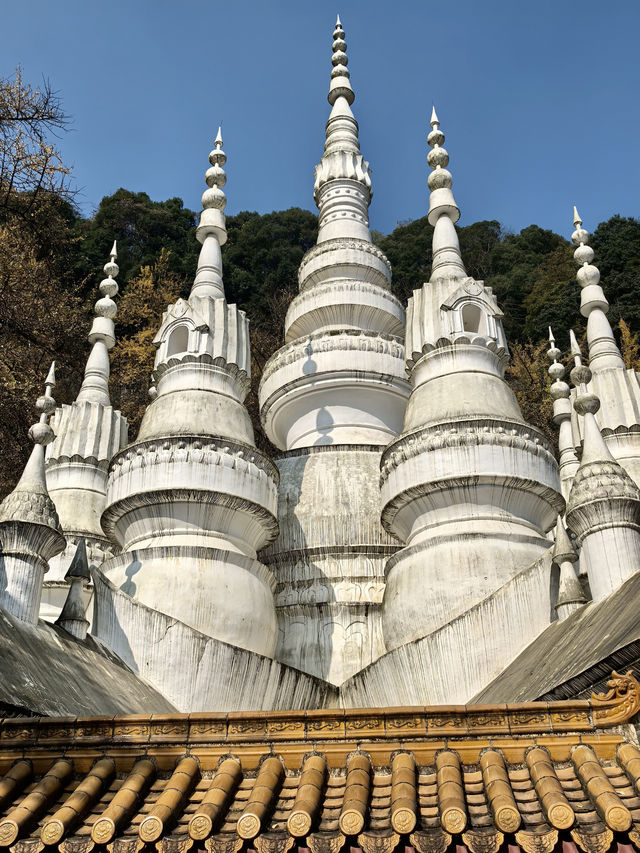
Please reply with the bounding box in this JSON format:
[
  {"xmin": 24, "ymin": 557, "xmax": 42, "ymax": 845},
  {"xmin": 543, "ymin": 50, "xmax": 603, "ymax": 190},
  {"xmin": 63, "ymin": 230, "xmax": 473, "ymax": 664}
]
[
  {"xmin": 0, "ymin": 673, "xmax": 639, "ymax": 853},
  {"xmin": 440, "ymin": 280, "xmax": 504, "ymax": 318}
]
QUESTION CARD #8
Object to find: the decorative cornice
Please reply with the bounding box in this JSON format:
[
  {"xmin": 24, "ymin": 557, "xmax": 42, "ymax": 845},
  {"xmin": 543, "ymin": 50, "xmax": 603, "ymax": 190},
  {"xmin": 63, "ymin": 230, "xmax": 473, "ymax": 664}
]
[
  {"xmin": 298, "ymin": 238, "xmax": 391, "ymax": 289},
  {"xmin": 381, "ymin": 418, "xmax": 557, "ymax": 485},
  {"xmin": 102, "ymin": 488, "xmax": 279, "ymax": 545},
  {"xmin": 0, "ymin": 670, "xmax": 637, "ymax": 750},
  {"xmin": 407, "ymin": 333, "xmax": 509, "ymax": 371},
  {"xmin": 109, "ymin": 435, "xmax": 278, "ymax": 483},
  {"xmin": 152, "ymin": 353, "xmax": 250, "ymax": 394},
  {"xmin": 260, "ymin": 329, "xmax": 405, "ymax": 391}
]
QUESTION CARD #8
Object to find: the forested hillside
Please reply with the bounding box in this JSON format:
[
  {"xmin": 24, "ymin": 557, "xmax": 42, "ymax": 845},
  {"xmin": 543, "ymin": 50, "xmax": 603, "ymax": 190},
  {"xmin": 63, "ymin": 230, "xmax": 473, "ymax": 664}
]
[{"xmin": 2, "ymin": 70, "xmax": 640, "ymax": 497}]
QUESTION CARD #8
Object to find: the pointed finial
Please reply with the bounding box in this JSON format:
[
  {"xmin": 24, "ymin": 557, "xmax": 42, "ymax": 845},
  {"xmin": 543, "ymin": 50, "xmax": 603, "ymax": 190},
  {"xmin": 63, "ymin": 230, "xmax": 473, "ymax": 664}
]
[
  {"xmin": 553, "ymin": 514, "xmax": 586, "ymax": 619},
  {"xmin": 65, "ymin": 538, "xmax": 91, "ymax": 582},
  {"xmin": 56, "ymin": 538, "xmax": 90, "ymax": 639},
  {"xmin": 202, "ymin": 130, "xmax": 227, "ymax": 213},
  {"xmin": 552, "ymin": 514, "xmax": 577, "ymax": 565},
  {"xmin": 30, "ymin": 363, "xmax": 57, "ymax": 447},
  {"xmin": 328, "ymin": 14, "xmax": 354, "ymax": 106},
  {"xmin": 573, "ymin": 206, "xmax": 582, "ymax": 228},
  {"xmin": 426, "ymin": 106, "xmax": 461, "ymax": 228},
  {"xmin": 45, "ymin": 361, "xmax": 56, "ymax": 388},
  {"xmin": 109, "ymin": 240, "xmax": 117, "ymax": 260},
  {"xmin": 569, "ymin": 329, "xmax": 582, "ymax": 360},
  {"xmin": 547, "ymin": 327, "xmax": 562, "ymax": 368}
]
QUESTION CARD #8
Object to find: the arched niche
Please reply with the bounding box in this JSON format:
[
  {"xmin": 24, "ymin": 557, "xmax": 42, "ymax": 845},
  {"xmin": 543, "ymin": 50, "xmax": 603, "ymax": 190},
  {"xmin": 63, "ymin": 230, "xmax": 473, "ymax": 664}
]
[{"xmin": 166, "ymin": 324, "xmax": 190, "ymax": 357}]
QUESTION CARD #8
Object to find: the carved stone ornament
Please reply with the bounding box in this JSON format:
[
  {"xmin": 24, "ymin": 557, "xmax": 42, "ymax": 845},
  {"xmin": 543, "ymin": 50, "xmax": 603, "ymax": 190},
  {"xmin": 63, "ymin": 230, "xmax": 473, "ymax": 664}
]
[
  {"xmin": 570, "ymin": 828, "xmax": 614, "ymax": 853},
  {"xmin": 515, "ymin": 829, "xmax": 559, "ymax": 853},
  {"xmin": 12, "ymin": 840, "xmax": 45, "ymax": 853},
  {"xmin": 155, "ymin": 837, "xmax": 194, "ymax": 853},
  {"xmin": 59, "ymin": 840, "xmax": 96, "ymax": 853},
  {"xmin": 591, "ymin": 670, "xmax": 640, "ymax": 725},
  {"xmin": 357, "ymin": 831, "xmax": 400, "ymax": 853},
  {"xmin": 253, "ymin": 834, "xmax": 295, "ymax": 853},
  {"xmin": 106, "ymin": 838, "xmax": 145, "ymax": 853},
  {"xmin": 461, "ymin": 830, "xmax": 505, "ymax": 853},
  {"xmin": 203, "ymin": 835, "xmax": 243, "ymax": 853},
  {"xmin": 410, "ymin": 829, "xmax": 452, "ymax": 853},
  {"xmin": 307, "ymin": 833, "xmax": 346, "ymax": 853},
  {"xmin": 462, "ymin": 278, "xmax": 483, "ymax": 296}
]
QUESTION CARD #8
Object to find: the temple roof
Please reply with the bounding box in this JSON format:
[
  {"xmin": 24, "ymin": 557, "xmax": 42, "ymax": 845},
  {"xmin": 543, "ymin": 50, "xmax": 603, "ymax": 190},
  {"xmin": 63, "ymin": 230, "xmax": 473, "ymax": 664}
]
[
  {"xmin": 0, "ymin": 608, "xmax": 175, "ymax": 717},
  {"xmin": 0, "ymin": 672, "xmax": 639, "ymax": 853},
  {"xmin": 475, "ymin": 572, "xmax": 640, "ymax": 703}
]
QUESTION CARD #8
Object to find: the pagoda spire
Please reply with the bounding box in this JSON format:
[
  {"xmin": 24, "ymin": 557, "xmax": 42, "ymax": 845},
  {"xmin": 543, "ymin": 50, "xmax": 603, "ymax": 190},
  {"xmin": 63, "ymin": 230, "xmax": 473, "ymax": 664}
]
[
  {"xmin": 0, "ymin": 364, "xmax": 65, "ymax": 623},
  {"xmin": 256, "ymin": 16, "xmax": 409, "ymax": 684},
  {"xmin": 192, "ymin": 128, "xmax": 227, "ymax": 299},
  {"xmin": 314, "ymin": 15, "xmax": 373, "ymax": 244},
  {"xmin": 44, "ymin": 246, "xmax": 128, "ymax": 622},
  {"xmin": 566, "ymin": 333, "xmax": 640, "ymax": 602},
  {"xmin": 427, "ymin": 107, "xmax": 466, "ymax": 280},
  {"xmin": 97, "ymin": 133, "xmax": 279, "ymax": 669},
  {"xmin": 547, "ymin": 327, "xmax": 579, "ymax": 498},
  {"xmin": 572, "ymin": 207, "xmax": 624, "ymax": 370},
  {"xmin": 55, "ymin": 538, "xmax": 91, "ymax": 640},
  {"xmin": 77, "ymin": 242, "xmax": 119, "ymax": 405},
  {"xmin": 552, "ymin": 515, "xmax": 586, "ymax": 621},
  {"xmin": 568, "ymin": 330, "xmax": 615, "ymax": 465}
]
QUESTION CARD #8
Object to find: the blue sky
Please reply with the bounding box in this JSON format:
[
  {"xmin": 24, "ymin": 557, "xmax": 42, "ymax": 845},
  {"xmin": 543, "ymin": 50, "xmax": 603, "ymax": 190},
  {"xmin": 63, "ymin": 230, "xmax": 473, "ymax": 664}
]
[{"xmin": 4, "ymin": 0, "xmax": 639, "ymax": 238}]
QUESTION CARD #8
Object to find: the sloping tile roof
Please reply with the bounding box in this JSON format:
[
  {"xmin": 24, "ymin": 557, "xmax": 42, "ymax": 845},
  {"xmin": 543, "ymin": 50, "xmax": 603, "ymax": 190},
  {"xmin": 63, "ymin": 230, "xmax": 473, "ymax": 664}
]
[
  {"xmin": 0, "ymin": 609, "xmax": 175, "ymax": 717},
  {"xmin": 0, "ymin": 672, "xmax": 639, "ymax": 853},
  {"xmin": 474, "ymin": 573, "xmax": 640, "ymax": 704}
]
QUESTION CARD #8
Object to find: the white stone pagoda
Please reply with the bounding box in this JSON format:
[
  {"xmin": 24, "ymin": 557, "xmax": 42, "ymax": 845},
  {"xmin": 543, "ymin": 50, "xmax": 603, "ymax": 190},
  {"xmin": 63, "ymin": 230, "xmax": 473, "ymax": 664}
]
[{"xmin": 3, "ymin": 16, "xmax": 640, "ymax": 714}]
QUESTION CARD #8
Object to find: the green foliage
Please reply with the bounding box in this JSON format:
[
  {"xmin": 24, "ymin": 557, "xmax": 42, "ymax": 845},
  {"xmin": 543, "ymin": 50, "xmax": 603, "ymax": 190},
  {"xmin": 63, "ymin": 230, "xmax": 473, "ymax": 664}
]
[
  {"xmin": 72, "ymin": 189, "xmax": 200, "ymax": 296},
  {"xmin": 591, "ymin": 216, "xmax": 640, "ymax": 331},
  {"xmin": 223, "ymin": 208, "xmax": 317, "ymax": 315}
]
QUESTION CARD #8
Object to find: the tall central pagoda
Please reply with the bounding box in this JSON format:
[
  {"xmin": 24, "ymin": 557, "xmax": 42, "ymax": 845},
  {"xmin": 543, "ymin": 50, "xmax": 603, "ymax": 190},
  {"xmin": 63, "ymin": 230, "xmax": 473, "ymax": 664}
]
[{"xmin": 258, "ymin": 17, "xmax": 410, "ymax": 685}]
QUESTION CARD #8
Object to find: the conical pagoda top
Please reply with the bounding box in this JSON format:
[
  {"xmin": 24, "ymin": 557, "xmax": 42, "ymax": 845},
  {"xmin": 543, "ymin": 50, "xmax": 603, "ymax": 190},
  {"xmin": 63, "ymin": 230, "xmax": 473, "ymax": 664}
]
[
  {"xmin": 328, "ymin": 15, "xmax": 354, "ymax": 106},
  {"xmin": 313, "ymin": 16, "xmax": 373, "ymax": 244},
  {"xmin": 426, "ymin": 107, "xmax": 466, "ymax": 279},
  {"xmin": 76, "ymin": 242, "xmax": 120, "ymax": 405},
  {"xmin": 0, "ymin": 364, "xmax": 62, "ymax": 534},
  {"xmin": 192, "ymin": 128, "xmax": 228, "ymax": 300},
  {"xmin": 572, "ymin": 207, "xmax": 624, "ymax": 369}
]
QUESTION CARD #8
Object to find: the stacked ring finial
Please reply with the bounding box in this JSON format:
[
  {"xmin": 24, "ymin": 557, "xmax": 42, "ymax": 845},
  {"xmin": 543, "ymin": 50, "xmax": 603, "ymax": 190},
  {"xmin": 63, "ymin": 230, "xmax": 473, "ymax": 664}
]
[
  {"xmin": 202, "ymin": 128, "xmax": 227, "ymax": 212},
  {"xmin": 328, "ymin": 15, "xmax": 354, "ymax": 105},
  {"xmin": 29, "ymin": 363, "xmax": 56, "ymax": 446}
]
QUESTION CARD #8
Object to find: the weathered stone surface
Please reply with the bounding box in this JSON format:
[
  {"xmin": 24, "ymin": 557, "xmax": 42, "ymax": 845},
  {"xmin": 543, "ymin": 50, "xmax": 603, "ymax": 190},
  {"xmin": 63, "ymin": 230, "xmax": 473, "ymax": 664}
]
[{"xmin": 92, "ymin": 568, "xmax": 337, "ymax": 711}]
